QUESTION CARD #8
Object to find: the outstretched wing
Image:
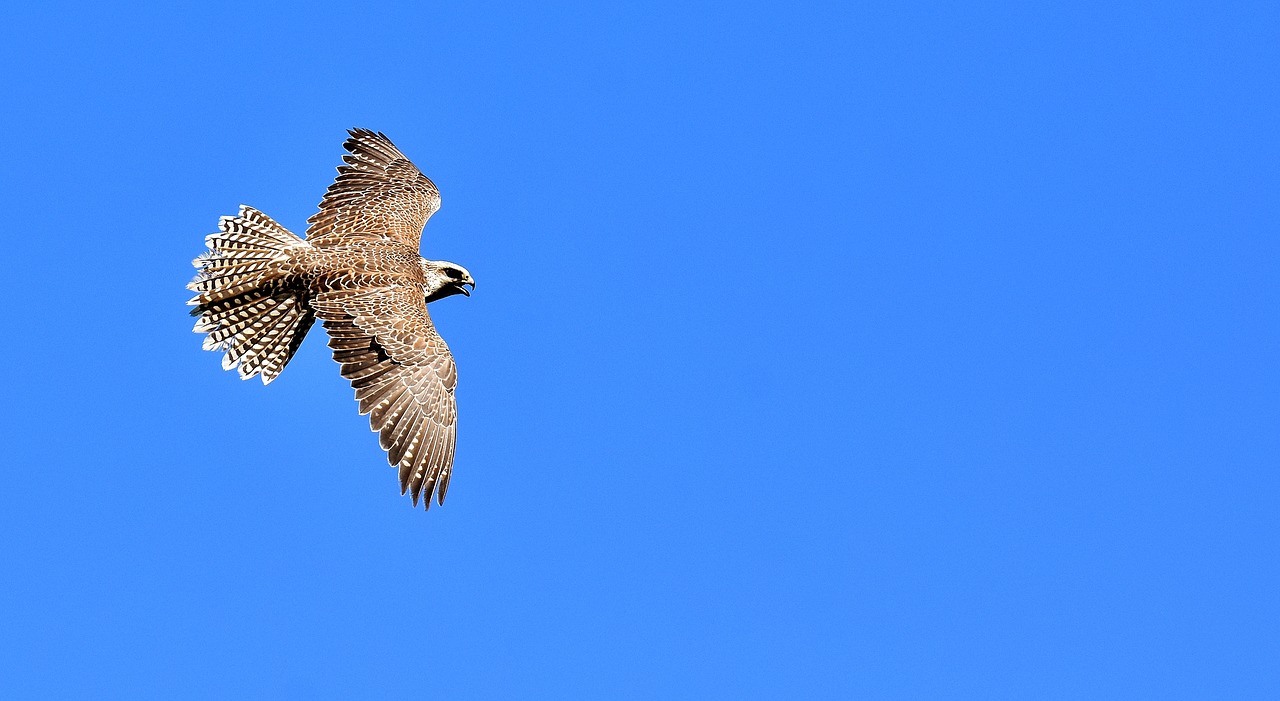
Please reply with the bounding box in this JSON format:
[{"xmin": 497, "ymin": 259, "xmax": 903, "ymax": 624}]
[
  {"xmin": 306, "ymin": 128, "xmax": 441, "ymax": 250},
  {"xmin": 313, "ymin": 286, "xmax": 458, "ymax": 508}
]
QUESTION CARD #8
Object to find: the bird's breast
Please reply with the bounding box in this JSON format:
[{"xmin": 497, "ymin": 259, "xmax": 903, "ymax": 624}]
[{"xmin": 296, "ymin": 241, "xmax": 425, "ymax": 290}]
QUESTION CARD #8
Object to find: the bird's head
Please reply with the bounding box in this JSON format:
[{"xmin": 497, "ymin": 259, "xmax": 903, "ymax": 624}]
[{"xmin": 422, "ymin": 259, "xmax": 476, "ymax": 303}]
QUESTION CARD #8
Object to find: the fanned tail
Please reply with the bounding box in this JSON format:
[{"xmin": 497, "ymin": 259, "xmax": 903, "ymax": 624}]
[{"xmin": 188, "ymin": 206, "xmax": 315, "ymax": 384}]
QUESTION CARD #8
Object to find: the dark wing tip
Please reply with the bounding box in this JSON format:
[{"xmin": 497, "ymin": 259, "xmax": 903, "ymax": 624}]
[
  {"xmin": 437, "ymin": 472, "xmax": 450, "ymax": 506},
  {"xmin": 344, "ymin": 128, "xmax": 400, "ymax": 157}
]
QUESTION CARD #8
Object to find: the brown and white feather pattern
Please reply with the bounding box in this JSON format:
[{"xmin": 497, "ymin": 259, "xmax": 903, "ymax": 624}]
[
  {"xmin": 312, "ymin": 286, "xmax": 458, "ymax": 508},
  {"xmin": 306, "ymin": 128, "xmax": 441, "ymax": 249},
  {"xmin": 188, "ymin": 206, "xmax": 314, "ymax": 384},
  {"xmin": 188, "ymin": 129, "xmax": 468, "ymax": 510}
]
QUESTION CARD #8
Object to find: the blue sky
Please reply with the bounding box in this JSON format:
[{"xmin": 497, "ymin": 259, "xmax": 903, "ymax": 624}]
[{"xmin": 2, "ymin": 1, "xmax": 1277, "ymax": 698}]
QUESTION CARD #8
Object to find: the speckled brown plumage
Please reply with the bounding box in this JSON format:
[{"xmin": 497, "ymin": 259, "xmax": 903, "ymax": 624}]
[{"xmin": 187, "ymin": 129, "xmax": 475, "ymax": 509}]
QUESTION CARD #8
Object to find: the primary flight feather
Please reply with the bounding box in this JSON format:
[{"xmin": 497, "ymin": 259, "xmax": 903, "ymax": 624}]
[{"xmin": 187, "ymin": 129, "xmax": 475, "ymax": 509}]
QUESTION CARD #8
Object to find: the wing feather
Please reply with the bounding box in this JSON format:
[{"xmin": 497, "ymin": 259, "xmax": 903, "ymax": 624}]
[
  {"xmin": 306, "ymin": 129, "xmax": 441, "ymax": 250},
  {"xmin": 316, "ymin": 286, "xmax": 459, "ymax": 509}
]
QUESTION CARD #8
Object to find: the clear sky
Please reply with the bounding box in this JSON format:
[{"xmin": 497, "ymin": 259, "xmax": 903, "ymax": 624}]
[{"xmin": 2, "ymin": 1, "xmax": 1277, "ymax": 698}]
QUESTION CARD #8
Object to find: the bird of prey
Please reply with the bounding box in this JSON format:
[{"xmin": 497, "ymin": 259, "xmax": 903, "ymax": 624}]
[{"xmin": 187, "ymin": 129, "xmax": 475, "ymax": 509}]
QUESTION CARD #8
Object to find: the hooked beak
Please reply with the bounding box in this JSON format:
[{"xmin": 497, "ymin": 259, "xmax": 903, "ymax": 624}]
[{"xmin": 425, "ymin": 280, "xmax": 476, "ymax": 304}]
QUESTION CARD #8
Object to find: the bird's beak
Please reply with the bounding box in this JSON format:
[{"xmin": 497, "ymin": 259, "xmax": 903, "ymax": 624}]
[{"xmin": 425, "ymin": 279, "xmax": 476, "ymax": 304}]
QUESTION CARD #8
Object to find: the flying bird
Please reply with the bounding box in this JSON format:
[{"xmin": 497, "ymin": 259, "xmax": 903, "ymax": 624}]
[{"xmin": 187, "ymin": 129, "xmax": 474, "ymax": 509}]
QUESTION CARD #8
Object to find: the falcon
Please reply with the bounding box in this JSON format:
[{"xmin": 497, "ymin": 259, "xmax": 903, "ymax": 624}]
[{"xmin": 187, "ymin": 129, "xmax": 475, "ymax": 509}]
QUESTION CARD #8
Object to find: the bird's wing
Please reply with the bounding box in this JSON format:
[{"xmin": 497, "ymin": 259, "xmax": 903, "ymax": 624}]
[
  {"xmin": 306, "ymin": 129, "xmax": 441, "ymax": 250},
  {"xmin": 313, "ymin": 285, "xmax": 458, "ymax": 508}
]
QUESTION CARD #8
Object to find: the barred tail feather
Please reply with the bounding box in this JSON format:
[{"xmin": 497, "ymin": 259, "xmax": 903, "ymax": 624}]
[
  {"xmin": 187, "ymin": 205, "xmax": 306, "ymax": 305},
  {"xmin": 188, "ymin": 206, "xmax": 314, "ymax": 384}
]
